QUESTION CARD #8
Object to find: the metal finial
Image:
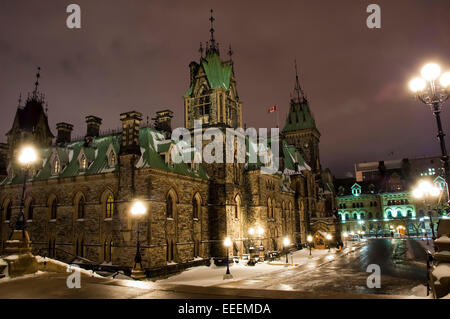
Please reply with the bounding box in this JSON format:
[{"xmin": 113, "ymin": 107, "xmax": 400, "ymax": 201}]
[
  {"xmin": 209, "ymin": 9, "xmax": 215, "ymax": 42},
  {"xmin": 45, "ymin": 102, "xmax": 48, "ymax": 114},
  {"xmin": 146, "ymin": 115, "xmax": 149, "ymax": 127},
  {"xmin": 228, "ymin": 44, "xmax": 233, "ymax": 59},
  {"xmin": 199, "ymin": 42, "xmax": 204, "ymax": 58},
  {"xmin": 18, "ymin": 93, "xmax": 22, "ymax": 108},
  {"xmin": 33, "ymin": 67, "xmax": 41, "ymax": 95},
  {"xmin": 293, "ymin": 60, "xmax": 305, "ymax": 102}
]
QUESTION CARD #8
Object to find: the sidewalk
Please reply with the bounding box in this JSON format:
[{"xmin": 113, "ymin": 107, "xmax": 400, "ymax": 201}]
[{"xmin": 153, "ymin": 240, "xmax": 365, "ymax": 287}]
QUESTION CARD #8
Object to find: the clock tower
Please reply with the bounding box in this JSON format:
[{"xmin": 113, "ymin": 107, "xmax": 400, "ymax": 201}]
[{"xmin": 283, "ymin": 63, "xmax": 321, "ymax": 173}]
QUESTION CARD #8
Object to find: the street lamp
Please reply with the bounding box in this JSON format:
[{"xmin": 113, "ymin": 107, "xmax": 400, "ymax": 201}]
[
  {"xmin": 223, "ymin": 236, "xmax": 233, "ymax": 279},
  {"xmin": 247, "ymin": 227, "xmax": 256, "ymax": 266},
  {"xmin": 130, "ymin": 200, "xmax": 147, "ymax": 280},
  {"xmin": 413, "ymin": 180, "xmax": 441, "ymax": 240},
  {"xmin": 15, "ymin": 145, "xmax": 38, "ymax": 236},
  {"xmin": 409, "ymin": 62, "xmax": 450, "ymax": 201},
  {"xmin": 326, "ymin": 234, "xmax": 332, "ymax": 252},
  {"xmin": 422, "ymin": 228, "xmax": 429, "ymax": 245},
  {"xmin": 283, "ymin": 237, "xmax": 290, "ymax": 264},
  {"xmin": 307, "ymin": 235, "xmax": 313, "ymax": 256}
]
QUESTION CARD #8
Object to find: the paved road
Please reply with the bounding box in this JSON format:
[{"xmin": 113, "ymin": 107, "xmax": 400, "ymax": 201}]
[
  {"xmin": 0, "ymin": 238, "xmax": 427, "ymax": 298},
  {"xmin": 213, "ymin": 238, "xmax": 428, "ymax": 296}
]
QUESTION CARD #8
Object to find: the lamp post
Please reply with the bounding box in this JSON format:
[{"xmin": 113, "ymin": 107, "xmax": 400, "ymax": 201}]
[
  {"xmin": 307, "ymin": 235, "xmax": 313, "ymax": 256},
  {"xmin": 14, "ymin": 146, "xmax": 38, "ymax": 238},
  {"xmin": 409, "ymin": 63, "xmax": 450, "ymax": 202},
  {"xmin": 283, "ymin": 237, "xmax": 290, "ymax": 264},
  {"xmin": 257, "ymin": 226, "xmax": 264, "ymax": 262},
  {"xmin": 326, "ymin": 234, "xmax": 332, "ymax": 252},
  {"xmin": 130, "ymin": 200, "xmax": 147, "ymax": 280},
  {"xmin": 413, "ymin": 180, "xmax": 441, "ymax": 240},
  {"xmin": 247, "ymin": 227, "xmax": 256, "ymax": 266},
  {"xmin": 223, "ymin": 236, "xmax": 233, "ymax": 279},
  {"xmin": 422, "ymin": 228, "xmax": 428, "ymax": 245}
]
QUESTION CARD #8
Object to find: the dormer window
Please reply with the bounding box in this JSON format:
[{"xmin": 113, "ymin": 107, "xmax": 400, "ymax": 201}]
[
  {"xmin": 351, "ymin": 183, "xmax": 361, "ymax": 197},
  {"xmin": 80, "ymin": 154, "xmax": 87, "ymax": 170},
  {"xmin": 53, "ymin": 157, "xmax": 61, "ymax": 175},
  {"xmin": 109, "ymin": 152, "xmax": 117, "ymax": 167}
]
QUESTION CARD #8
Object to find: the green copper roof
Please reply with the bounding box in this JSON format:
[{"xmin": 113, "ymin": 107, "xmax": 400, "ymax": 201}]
[
  {"xmin": 184, "ymin": 52, "xmax": 232, "ymax": 97},
  {"xmin": 283, "ymin": 99, "xmax": 316, "ymax": 132}
]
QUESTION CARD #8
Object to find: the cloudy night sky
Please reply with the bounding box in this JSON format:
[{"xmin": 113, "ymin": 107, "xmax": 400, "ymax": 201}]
[{"xmin": 0, "ymin": 0, "xmax": 449, "ymax": 177}]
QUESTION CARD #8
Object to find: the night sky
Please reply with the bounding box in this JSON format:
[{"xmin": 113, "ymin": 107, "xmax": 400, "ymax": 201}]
[{"xmin": 1, "ymin": 0, "xmax": 449, "ymax": 177}]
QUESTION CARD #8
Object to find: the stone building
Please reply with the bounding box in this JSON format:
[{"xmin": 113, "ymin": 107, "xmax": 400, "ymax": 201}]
[
  {"xmin": 336, "ymin": 157, "xmax": 450, "ymax": 238},
  {"xmin": 0, "ymin": 14, "xmax": 338, "ymax": 274}
]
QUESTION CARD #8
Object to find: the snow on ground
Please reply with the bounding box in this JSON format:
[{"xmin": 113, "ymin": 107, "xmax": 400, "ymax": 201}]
[
  {"xmin": 435, "ymin": 235, "xmax": 450, "ymax": 244},
  {"xmin": 410, "ymin": 284, "xmax": 430, "ymax": 298},
  {"xmin": 432, "ymin": 263, "xmax": 450, "ymax": 282},
  {"xmin": 154, "ymin": 242, "xmax": 362, "ymax": 287}
]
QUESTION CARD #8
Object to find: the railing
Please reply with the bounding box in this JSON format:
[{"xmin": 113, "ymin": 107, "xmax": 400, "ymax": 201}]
[{"xmin": 425, "ymin": 249, "xmax": 434, "ymax": 297}]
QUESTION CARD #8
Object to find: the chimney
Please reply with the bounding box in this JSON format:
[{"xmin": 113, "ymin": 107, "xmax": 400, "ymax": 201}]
[
  {"xmin": 56, "ymin": 122, "xmax": 73, "ymax": 146},
  {"xmin": 153, "ymin": 110, "xmax": 174, "ymax": 138},
  {"xmin": 85, "ymin": 115, "xmax": 102, "ymax": 138},
  {"xmin": 120, "ymin": 111, "xmax": 142, "ymax": 155}
]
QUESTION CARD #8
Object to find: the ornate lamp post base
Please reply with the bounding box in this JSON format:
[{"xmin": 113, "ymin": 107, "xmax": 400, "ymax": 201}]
[
  {"xmin": 223, "ymin": 273, "xmax": 233, "ymax": 280},
  {"xmin": 131, "ymin": 263, "xmax": 146, "ymax": 280}
]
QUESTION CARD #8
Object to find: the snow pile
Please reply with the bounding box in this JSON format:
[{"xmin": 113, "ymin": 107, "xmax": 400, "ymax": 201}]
[
  {"xmin": 35, "ymin": 256, "xmax": 103, "ymax": 278},
  {"xmin": 435, "ymin": 235, "xmax": 450, "ymax": 244},
  {"xmin": 432, "ymin": 263, "xmax": 450, "ymax": 283},
  {"xmin": 411, "ymin": 284, "xmax": 428, "ymax": 297}
]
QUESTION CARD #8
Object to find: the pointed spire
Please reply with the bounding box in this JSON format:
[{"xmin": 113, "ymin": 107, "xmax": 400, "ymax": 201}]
[
  {"xmin": 293, "ymin": 60, "xmax": 305, "ymax": 103},
  {"xmin": 228, "ymin": 44, "xmax": 233, "ymax": 60},
  {"xmin": 17, "ymin": 92, "xmax": 22, "ymax": 108},
  {"xmin": 199, "ymin": 42, "xmax": 204, "ymax": 58},
  {"xmin": 206, "ymin": 9, "xmax": 219, "ymax": 55},
  {"xmin": 33, "ymin": 66, "xmax": 41, "ymax": 97}
]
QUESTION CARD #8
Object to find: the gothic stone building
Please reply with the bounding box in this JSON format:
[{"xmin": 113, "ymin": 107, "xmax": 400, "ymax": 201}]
[{"xmin": 0, "ymin": 20, "xmax": 339, "ymax": 273}]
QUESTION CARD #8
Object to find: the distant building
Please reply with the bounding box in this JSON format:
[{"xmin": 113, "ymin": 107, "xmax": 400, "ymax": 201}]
[{"xmin": 337, "ymin": 157, "xmax": 449, "ymax": 237}]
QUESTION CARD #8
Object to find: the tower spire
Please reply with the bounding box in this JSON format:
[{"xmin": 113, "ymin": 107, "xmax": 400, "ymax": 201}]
[
  {"xmin": 228, "ymin": 44, "xmax": 233, "ymax": 60},
  {"xmin": 17, "ymin": 92, "xmax": 22, "ymax": 108},
  {"xmin": 33, "ymin": 66, "xmax": 41, "ymax": 97},
  {"xmin": 206, "ymin": 9, "xmax": 219, "ymax": 55},
  {"xmin": 293, "ymin": 60, "xmax": 305, "ymax": 103},
  {"xmin": 199, "ymin": 42, "xmax": 204, "ymax": 58}
]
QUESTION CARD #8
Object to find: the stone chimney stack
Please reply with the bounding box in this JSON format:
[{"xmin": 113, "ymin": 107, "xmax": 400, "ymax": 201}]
[
  {"xmin": 85, "ymin": 116, "xmax": 102, "ymax": 138},
  {"xmin": 120, "ymin": 111, "xmax": 142, "ymax": 155},
  {"xmin": 56, "ymin": 122, "xmax": 74, "ymax": 146},
  {"xmin": 153, "ymin": 110, "xmax": 174, "ymax": 138}
]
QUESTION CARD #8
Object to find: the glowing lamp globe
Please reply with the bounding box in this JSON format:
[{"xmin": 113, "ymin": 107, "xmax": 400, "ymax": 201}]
[
  {"xmin": 409, "ymin": 77, "xmax": 426, "ymax": 92},
  {"xmin": 440, "ymin": 72, "xmax": 450, "ymax": 88},
  {"xmin": 257, "ymin": 227, "xmax": 264, "ymax": 236},
  {"xmin": 18, "ymin": 146, "xmax": 38, "ymax": 165},
  {"xmin": 224, "ymin": 237, "xmax": 232, "ymax": 247},
  {"xmin": 326, "ymin": 234, "xmax": 332, "ymax": 240},
  {"xmin": 283, "ymin": 237, "xmax": 290, "ymax": 247},
  {"xmin": 131, "ymin": 200, "xmax": 146, "ymax": 216},
  {"xmin": 413, "ymin": 188, "xmax": 423, "ymax": 199},
  {"xmin": 307, "ymin": 235, "xmax": 313, "ymax": 243},
  {"xmin": 248, "ymin": 227, "xmax": 255, "ymax": 236},
  {"xmin": 419, "ymin": 181, "xmax": 432, "ymax": 192},
  {"xmin": 343, "ymin": 232, "xmax": 348, "ymax": 238},
  {"xmin": 430, "ymin": 187, "xmax": 441, "ymax": 197},
  {"xmin": 421, "ymin": 63, "xmax": 441, "ymax": 81}
]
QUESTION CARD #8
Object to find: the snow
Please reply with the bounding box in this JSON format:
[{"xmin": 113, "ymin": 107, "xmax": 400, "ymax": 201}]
[
  {"xmin": 442, "ymin": 293, "xmax": 450, "ymax": 299},
  {"xmin": 155, "ymin": 244, "xmax": 359, "ymax": 287},
  {"xmin": 35, "ymin": 256, "xmax": 103, "ymax": 278},
  {"xmin": 432, "ymin": 263, "xmax": 450, "ymax": 282},
  {"xmin": 435, "ymin": 235, "xmax": 450, "ymax": 244},
  {"xmin": 411, "ymin": 284, "xmax": 428, "ymax": 297}
]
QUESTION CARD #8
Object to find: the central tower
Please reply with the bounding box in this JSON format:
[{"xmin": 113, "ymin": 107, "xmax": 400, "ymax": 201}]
[{"xmin": 184, "ymin": 10, "xmax": 242, "ymax": 129}]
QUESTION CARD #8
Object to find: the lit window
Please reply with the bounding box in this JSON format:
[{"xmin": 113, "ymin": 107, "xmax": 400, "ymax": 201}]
[
  {"xmin": 106, "ymin": 195, "xmax": 114, "ymax": 218},
  {"xmin": 80, "ymin": 155, "xmax": 87, "ymax": 170},
  {"xmin": 53, "ymin": 158, "xmax": 60, "ymax": 174}
]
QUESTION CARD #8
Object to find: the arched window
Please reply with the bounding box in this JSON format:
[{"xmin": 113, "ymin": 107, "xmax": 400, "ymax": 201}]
[
  {"xmin": 5, "ymin": 202, "xmax": 12, "ymax": 221},
  {"xmin": 80, "ymin": 154, "xmax": 87, "ymax": 170},
  {"xmin": 166, "ymin": 195, "xmax": 174, "ymax": 219},
  {"xmin": 345, "ymin": 213, "xmax": 350, "ymax": 220},
  {"xmin": 78, "ymin": 197, "xmax": 85, "ymax": 219},
  {"xmin": 419, "ymin": 210, "xmax": 424, "ymax": 217},
  {"xmin": 397, "ymin": 210, "xmax": 403, "ymax": 218},
  {"xmin": 27, "ymin": 200, "xmax": 34, "ymax": 220},
  {"xmin": 374, "ymin": 202, "xmax": 378, "ymax": 207},
  {"xmin": 53, "ymin": 158, "xmax": 61, "ymax": 175},
  {"xmin": 353, "ymin": 213, "xmax": 358, "ymax": 219},
  {"xmin": 50, "ymin": 199, "xmax": 58, "ymax": 220},
  {"xmin": 192, "ymin": 195, "xmax": 201, "ymax": 219},
  {"xmin": 106, "ymin": 194, "xmax": 114, "ymax": 218},
  {"xmin": 407, "ymin": 210, "xmax": 412, "ymax": 218},
  {"xmin": 267, "ymin": 198, "xmax": 272, "ymax": 218},
  {"xmin": 368, "ymin": 212, "xmax": 373, "ymax": 219},
  {"xmin": 234, "ymin": 195, "xmax": 241, "ymax": 219},
  {"xmin": 387, "ymin": 211, "xmax": 392, "ymax": 219},
  {"xmin": 360, "ymin": 213, "xmax": 365, "ymax": 219}
]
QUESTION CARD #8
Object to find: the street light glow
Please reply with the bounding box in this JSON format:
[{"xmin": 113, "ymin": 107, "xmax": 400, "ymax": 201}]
[
  {"xmin": 257, "ymin": 227, "xmax": 264, "ymax": 236},
  {"xmin": 224, "ymin": 236, "xmax": 232, "ymax": 247},
  {"xmin": 343, "ymin": 232, "xmax": 348, "ymax": 238},
  {"xmin": 283, "ymin": 237, "xmax": 290, "ymax": 247},
  {"xmin": 248, "ymin": 227, "xmax": 255, "ymax": 236},
  {"xmin": 307, "ymin": 235, "xmax": 313, "ymax": 243},
  {"xmin": 409, "ymin": 77, "xmax": 426, "ymax": 92},
  {"xmin": 440, "ymin": 72, "xmax": 450, "ymax": 87},
  {"xmin": 130, "ymin": 200, "xmax": 146, "ymax": 216},
  {"xmin": 326, "ymin": 234, "xmax": 332, "ymax": 240},
  {"xmin": 430, "ymin": 186, "xmax": 441, "ymax": 197},
  {"xmin": 18, "ymin": 146, "xmax": 38, "ymax": 165},
  {"xmin": 421, "ymin": 63, "xmax": 441, "ymax": 81},
  {"xmin": 412, "ymin": 188, "xmax": 424, "ymax": 199}
]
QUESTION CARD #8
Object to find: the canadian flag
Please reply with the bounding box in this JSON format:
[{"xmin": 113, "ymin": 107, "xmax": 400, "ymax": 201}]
[{"xmin": 267, "ymin": 105, "xmax": 278, "ymax": 113}]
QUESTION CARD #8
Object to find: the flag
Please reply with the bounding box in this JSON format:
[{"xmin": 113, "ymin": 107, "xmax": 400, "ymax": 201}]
[{"xmin": 267, "ymin": 105, "xmax": 278, "ymax": 113}]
